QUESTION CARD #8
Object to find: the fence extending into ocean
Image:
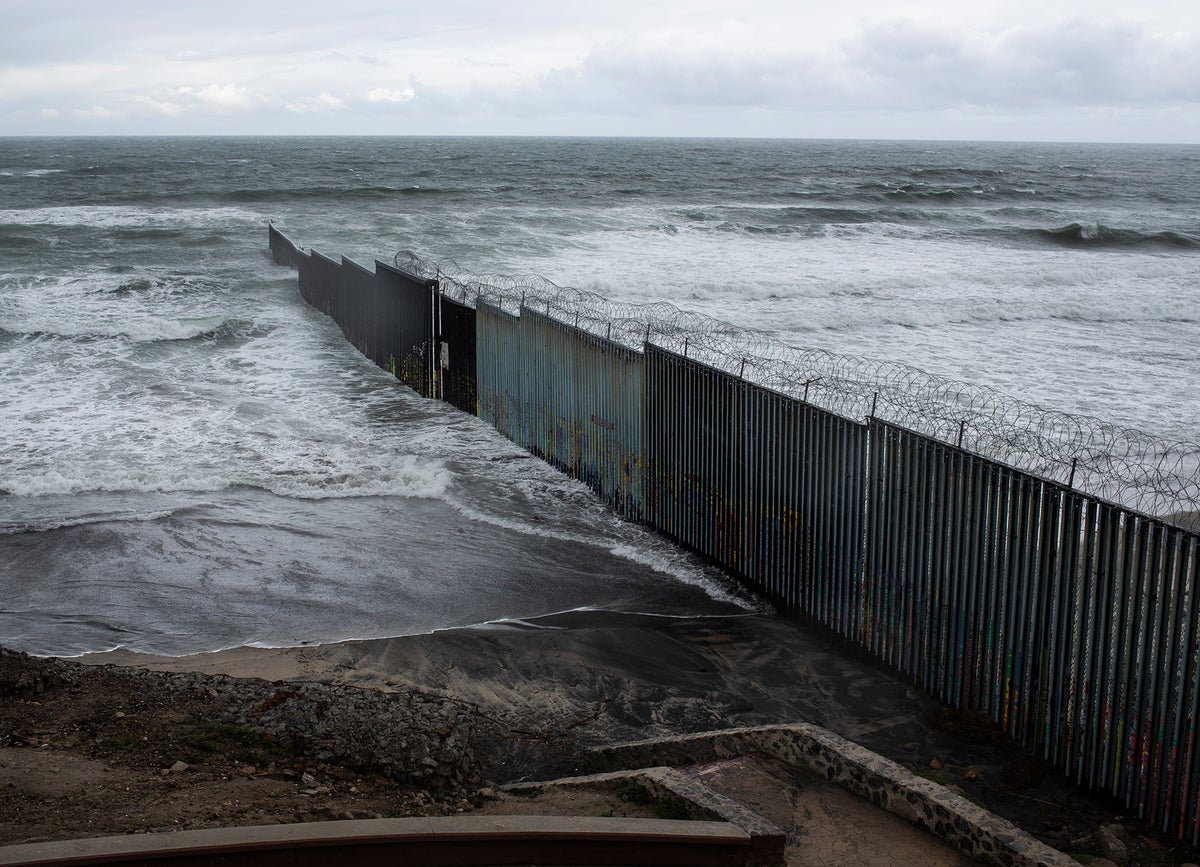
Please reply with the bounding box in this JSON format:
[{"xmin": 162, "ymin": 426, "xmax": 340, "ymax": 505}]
[{"xmin": 269, "ymin": 223, "xmax": 1200, "ymax": 844}]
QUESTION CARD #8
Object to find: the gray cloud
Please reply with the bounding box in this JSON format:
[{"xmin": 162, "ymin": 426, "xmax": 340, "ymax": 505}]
[
  {"xmin": 845, "ymin": 19, "xmax": 1200, "ymax": 108},
  {"xmin": 523, "ymin": 19, "xmax": 1200, "ymax": 113},
  {"xmin": 2, "ymin": 2, "xmax": 1198, "ymax": 140}
]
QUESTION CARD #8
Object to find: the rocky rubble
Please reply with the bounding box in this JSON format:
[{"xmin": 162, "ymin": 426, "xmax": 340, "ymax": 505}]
[
  {"xmin": 133, "ymin": 669, "xmax": 478, "ymax": 790},
  {"xmin": 1, "ymin": 646, "xmax": 479, "ymax": 791},
  {"xmin": 1, "ymin": 645, "xmax": 495, "ymax": 844}
]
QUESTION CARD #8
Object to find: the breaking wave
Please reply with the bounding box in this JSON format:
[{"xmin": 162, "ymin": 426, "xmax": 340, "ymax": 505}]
[
  {"xmin": 0, "ymin": 316, "xmax": 262, "ymax": 344},
  {"xmin": 1035, "ymin": 223, "xmax": 1200, "ymax": 250}
]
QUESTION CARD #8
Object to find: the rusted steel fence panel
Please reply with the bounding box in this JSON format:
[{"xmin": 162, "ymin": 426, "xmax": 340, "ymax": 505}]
[
  {"xmin": 643, "ymin": 346, "xmax": 730, "ymax": 566},
  {"xmin": 294, "ymin": 247, "xmax": 314, "ymax": 306},
  {"xmin": 475, "ymin": 301, "xmax": 525, "ymax": 446},
  {"xmin": 644, "ymin": 345, "xmax": 865, "ymax": 621},
  {"xmin": 865, "ymin": 419, "xmax": 1200, "ymax": 843},
  {"xmin": 439, "ymin": 296, "xmax": 478, "ymax": 415},
  {"xmin": 1043, "ymin": 500, "xmax": 1200, "ymax": 840},
  {"xmin": 519, "ymin": 308, "xmax": 644, "ymax": 518},
  {"xmin": 865, "ymin": 421, "xmax": 1049, "ymax": 728}
]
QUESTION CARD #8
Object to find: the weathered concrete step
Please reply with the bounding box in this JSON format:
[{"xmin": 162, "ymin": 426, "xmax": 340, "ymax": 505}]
[
  {"xmin": 505, "ymin": 765, "xmax": 785, "ymax": 865},
  {"xmin": 580, "ymin": 723, "xmax": 1077, "ymax": 867},
  {"xmin": 0, "ymin": 815, "xmax": 770, "ymax": 867}
]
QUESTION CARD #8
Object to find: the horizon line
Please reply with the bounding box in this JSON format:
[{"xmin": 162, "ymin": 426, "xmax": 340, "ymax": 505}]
[{"xmin": 2, "ymin": 133, "xmax": 1197, "ymax": 147}]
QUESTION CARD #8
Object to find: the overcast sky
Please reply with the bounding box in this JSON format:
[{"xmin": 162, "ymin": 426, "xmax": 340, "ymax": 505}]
[{"xmin": 2, "ymin": 0, "xmax": 1198, "ymax": 142}]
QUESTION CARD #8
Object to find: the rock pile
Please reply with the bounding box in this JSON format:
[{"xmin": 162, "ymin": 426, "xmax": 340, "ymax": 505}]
[{"xmin": 0, "ymin": 646, "xmax": 479, "ymax": 792}]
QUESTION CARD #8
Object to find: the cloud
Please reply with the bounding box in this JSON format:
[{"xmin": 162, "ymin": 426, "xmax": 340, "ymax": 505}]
[
  {"xmin": 840, "ymin": 18, "xmax": 1200, "ymax": 109},
  {"xmin": 74, "ymin": 105, "xmax": 122, "ymax": 119},
  {"xmin": 2, "ymin": 2, "xmax": 1198, "ymax": 138},
  {"xmin": 576, "ymin": 32, "xmax": 813, "ymax": 108},
  {"xmin": 284, "ymin": 92, "xmax": 349, "ymax": 113},
  {"xmin": 425, "ymin": 16, "xmax": 1200, "ymax": 120},
  {"xmin": 189, "ymin": 83, "xmax": 262, "ymax": 110},
  {"xmin": 132, "ymin": 95, "xmax": 185, "ymax": 117},
  {"xmin": 366, "ymin": 86, "xmax": 416, "ymax": 104},
  {"xmin": 128, "ymin": 83, "xmax": 265, "ymax": 117}
]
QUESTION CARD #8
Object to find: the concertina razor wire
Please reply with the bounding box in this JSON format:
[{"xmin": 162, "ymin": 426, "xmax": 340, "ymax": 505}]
[{"xmin": 394, "ymin": 251, "xmax": 1200, "ymax": 525}]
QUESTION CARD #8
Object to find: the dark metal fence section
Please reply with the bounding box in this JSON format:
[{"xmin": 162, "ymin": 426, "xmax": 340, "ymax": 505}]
[
  {"xmin": 267, "ymin": 223, "xmax": 300, "ymax": 267},
  {"xmin": 294, "ymin": 247, "xmax": 314, "ymax": 305},
  {"xmin": 374, "ymin": 262, "xmax": 438, "ymax": 398},
  {"xmin": 1048, "ymin": 501, "xmax": 1200, "ymax": 839},
  {"xmin": 520, "ymin": 308, "xmax": 644, "ymax": 518},
  {"xmin": 784, "ymin": 395, "xmax": 868, "ymax": 639},
  {"xmin": 643, "ymin": 345, "xmax": 866, "ymax": 618},
  {"xmin": 308, "ymin": 251, "xmax": 340, "ymax": 320},
  {"xmin": 865, "ymin": 421, "xmax": 1051, "ymax": 725},
  {"xmin": 439, "ymin": 296, "xmax": 478, "ymax": 415},
  {"xmin": 865, "ymin": 419, "xmax": 1200, "ymax": 839},
  {"xmin": 643, "ymin": 345, "xmax": 735, "ymax": 567},
  {"xmin": 339, "ymin": 257, "xmax": 375, "ymax": 360},
  {"xmin": 277, "ymin": 236, "xmax": 438, "ymax": 400},
  {"xmin": 475, "ymin": 301, "xmax": 525, "ymax": 446}
]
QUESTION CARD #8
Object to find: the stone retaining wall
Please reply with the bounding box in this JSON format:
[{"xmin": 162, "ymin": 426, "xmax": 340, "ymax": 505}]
[{"xmin": 585, "ymin": 724, "xmax": 1077, "ymax": 867}]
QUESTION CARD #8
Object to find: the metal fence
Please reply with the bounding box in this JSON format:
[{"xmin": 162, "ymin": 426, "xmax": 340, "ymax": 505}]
[
  {"xmin": 476, "ymin": 301, "xmax": 525, "ymax": 446},
  {"xmin": 269, "ymin": 226, "xmax": 1200, "ymax": 845},
  {"xmin": 376, "ymin": 262, "xmax": 438, "ymax": 397},
  {"xmin": 522, "ymin": 308, "xmax": 645, "ymax": 518},
  {"xmin": 339, "ymin": 257, "xmax": 375, "ymax": 360},
  {"xmin": 439, "ymin": 296, "xmax": 477, "ymax": 415},
  {"xmin": 644, "ymin": 343, "xmax": 868, "ymax": 624},
  {"xmin": 865, "ymin": 419, "xmax": 1200, "ymax": 838},
  {"xmin": 272, "ymin": 226, "xmax": 442, "ymax": 398}
]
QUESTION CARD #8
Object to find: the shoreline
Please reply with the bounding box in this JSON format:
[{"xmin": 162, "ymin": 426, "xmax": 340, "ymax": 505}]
[
  {"xmin": 4, "ymin": 608, "xmax": 1188, "ymax": 861},
  {"xmin": 75, "ymin": 610, "xmax": 1141, "ymax": 836}
]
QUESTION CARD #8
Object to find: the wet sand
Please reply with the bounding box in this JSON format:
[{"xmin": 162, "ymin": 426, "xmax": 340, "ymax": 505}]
[
  {"xmin": 79, "ymin": 609, "xmax": 1126, "ymax": 852},
  {"xmin": 82, "ymin": 611, "xmax": 938, "ymax": 766}
]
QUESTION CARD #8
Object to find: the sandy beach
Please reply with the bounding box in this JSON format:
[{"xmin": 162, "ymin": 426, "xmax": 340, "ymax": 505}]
[
  {"xmin": 80, "ymin": 611, "xmax": 945, "ymax": 776},
  {"xmin": 74, "ymin": 610, "xmax": 1131, "ymax": 845}
]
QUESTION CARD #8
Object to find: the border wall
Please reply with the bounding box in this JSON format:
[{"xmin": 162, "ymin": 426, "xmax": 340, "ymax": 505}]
[{"xmin": 268, "ymin": 224, "xmax": 1200, "ymax": 845}]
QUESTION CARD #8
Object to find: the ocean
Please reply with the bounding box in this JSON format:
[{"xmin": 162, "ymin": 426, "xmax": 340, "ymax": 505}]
[{"xmin": 2, "ymin": 136, "xmax": 1197, "ymax": 657}]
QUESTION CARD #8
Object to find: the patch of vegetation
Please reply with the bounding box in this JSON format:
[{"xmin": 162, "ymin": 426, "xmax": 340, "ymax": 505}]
[
  {"xmin": 96, "ymin": 734, "xmax": 150, "ymax": 752},
  {"xmin": 615, "ymin": 781, "xmax": 691, "ymax": 820},
  {"xmin": 177, "ymin": 723, "xmax": 297, "ymax": 766},
  {"xmin": 615, "ymin": 781, "xmax": 655, "ymax": 805},
  {"xmin": 96, "ymin": 722, "xmax": 283, "ymax": 767},
  {"xmin": 652, "ymin": 799, "xmax": 691, "ymax": 820},
  {"xmin": 178, "ymin": 724, "xmax": 262, "ymax": 753}
]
